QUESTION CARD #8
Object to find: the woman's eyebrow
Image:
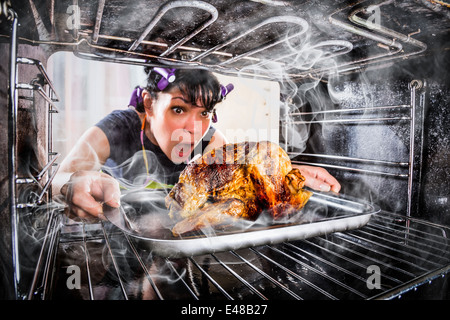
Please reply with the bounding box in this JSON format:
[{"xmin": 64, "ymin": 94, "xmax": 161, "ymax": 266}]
[
  {"xmin": 172, "ymin": 96, "xmax": 204, "ymax": 108},
  {"xmin": 172, "ymin": 96, "xmax": 189, "ymax": 103}
]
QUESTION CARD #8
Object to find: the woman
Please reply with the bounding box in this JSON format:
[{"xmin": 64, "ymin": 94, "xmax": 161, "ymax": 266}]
[{"xmin": 54, "ymin": 67, "xmax": 340, "ymax": 220}]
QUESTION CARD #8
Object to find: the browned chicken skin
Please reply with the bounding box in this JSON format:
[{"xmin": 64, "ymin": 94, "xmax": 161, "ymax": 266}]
[{"xmin": 165, "ymin": 141, "xmax": 312, "ymax": 236}]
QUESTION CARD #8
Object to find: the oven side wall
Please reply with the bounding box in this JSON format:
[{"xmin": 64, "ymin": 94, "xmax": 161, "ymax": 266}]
[
  {"xmin": 297, "ymin": 54, "xmax": 450, "ymax": 225},
  {"xmin": 0, "ymin": 41, "xmax": 50, "ymax": 299}
]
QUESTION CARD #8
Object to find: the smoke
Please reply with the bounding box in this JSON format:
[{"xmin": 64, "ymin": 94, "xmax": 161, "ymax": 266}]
[
  {"xmin": 102, "ymin": 150, "xmax": 174, "ymax": 191},
  {"xmin": 229, "ymin": 17, "xmax": 350, "ymax": 156}
]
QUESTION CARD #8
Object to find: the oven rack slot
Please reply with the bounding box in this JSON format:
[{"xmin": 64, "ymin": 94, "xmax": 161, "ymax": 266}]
[
  {"xmin": 286, "ymin": 104, "xmax": 413, "ymax": 125},
  {"xmin": 13, "ymin": 56, "xmax": 62, "ymax": 200},
  {"xmin": 16, "ymin": 57, "xmax": 60, "ymax": 101},
  {"xmin": 291, "ymin": 160, "xmax": 409, "ymax": 179},
  {"xmin": 7, "ymin": 8, "xmax": 63, "ymax": 298},
  {"xmin": 49, "ymin": 211, "xmax": 450, "ymax": 300}
]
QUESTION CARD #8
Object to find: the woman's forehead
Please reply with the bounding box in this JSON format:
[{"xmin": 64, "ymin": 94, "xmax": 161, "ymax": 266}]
[{"xmin": 162, "ymin": 88, "xmax": 207, "ymax": 109}]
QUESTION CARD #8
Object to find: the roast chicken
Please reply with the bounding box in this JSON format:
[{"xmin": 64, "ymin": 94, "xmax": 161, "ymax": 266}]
[{"xmin": 165, "ymin": 141, "xmax": 312, "ymax": 236}]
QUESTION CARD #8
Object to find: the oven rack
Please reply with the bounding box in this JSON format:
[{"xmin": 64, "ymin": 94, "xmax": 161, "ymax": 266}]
[
  {"xmin": 46, "ymin": 211, "xmax": 450, "ymax": 300},
  {"xmin": 13, "ymin": 1, "xmax": 427, "ymax": 81}
]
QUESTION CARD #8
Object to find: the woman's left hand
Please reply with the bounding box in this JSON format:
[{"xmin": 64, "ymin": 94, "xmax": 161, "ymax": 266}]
[{"xmin": 293, "ymin": 164, "xmax": 341, "ymax": 193}]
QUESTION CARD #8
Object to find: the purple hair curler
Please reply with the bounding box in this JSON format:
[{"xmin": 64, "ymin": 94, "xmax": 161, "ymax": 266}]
[
  {"xmin": 220, "ymin": 83, "xmax": 234, "ymax": 99},
  {"xmin": 212, "ymin": 83, "xmax": 234, "ymax": 123},
  {"xmin": 129, "ymin": 86, "xmax": 143, "ymax": 108},
  {"xmin": 153, "ymin": 67, "xmax": 176, "ymax": 90},
  {"xmin": 212, "ymin": 110, "xmax": 218, "ymax": 123}
]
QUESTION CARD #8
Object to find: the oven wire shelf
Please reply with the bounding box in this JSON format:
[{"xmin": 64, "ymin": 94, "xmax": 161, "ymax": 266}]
[{"xmin": 46, "ymin": 210, "xmax": 450, "ymax": 300}]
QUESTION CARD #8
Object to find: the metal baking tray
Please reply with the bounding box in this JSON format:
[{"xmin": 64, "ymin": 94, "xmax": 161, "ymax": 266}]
[{"xmin": 104, "ymin": 189, "xmax": 380, "ymax": 258}]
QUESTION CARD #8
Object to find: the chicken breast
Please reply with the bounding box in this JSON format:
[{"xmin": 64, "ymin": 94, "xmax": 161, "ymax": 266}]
[{"xmin": 165, "ymin": 141, "xmax": 312, "ymax": 236}]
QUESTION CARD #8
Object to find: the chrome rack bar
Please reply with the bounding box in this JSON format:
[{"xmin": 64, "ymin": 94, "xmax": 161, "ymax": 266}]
[
  {"xmin": 26, "ymin": 208, "xmax": 62, "ymax": 299},
  {"xmin": 287, "ymin": 116, "xmax": 410, "ymax": 125},
  {"xmin": 100, "ymin": 221, "xmax": 129, "ymax": 300},
  {"xmin": 47, "ymin": 85, "xmax": 56, "ymax": 196},
  {"xmin": 15, "ymin": 157, "xmax": 61, "ymax": 208},
  {"xmin": 128, "ymin": 0, "xmax": 218, "ymax": 56},
  {"xmin": 164, "ymin": 258, "xmax": 199, "ymax": 300},
  {"xmin": 36, "ymin": 163, "xmax": 60, "ymax": 204},
  {"xmin": 210, "ymin": 253, "xmax": 268, "ymax": 300},
  {"xmin": 251, "ymin": 247, "xmax": 341, "ymax": 299},
  {"xmin": 289, "ymin": 152, "xmax": 409, "ymax": 167},
  {"xmin": 16, "ymin": 57, "xmax": 60, "ymax": 102},
  {"xmin": 35, "ymin": 153, "xmax": 60, "ymax": 181},
  {"xmin": 218, "ymin": 17, "xmax": 309, "ymax": 66},
  {"xmin": 407, "ymin": 80, "xmax": 422, "ymax": 217},
  {"xmin": 362, "ymin": 224, "xmax": 450, "ymax": 263},
  {"xmin": 14, "ymin": 79, "xmax": 60, "ymax": 203},
  {"xmin": 303, "ymin": 237, "xmax": 412, "ymax": 281},
  {"xmin": 369, "ymin": 264, "xmax": 450, "ymax": 300},
  {"xmin": 288, "ymin": 82, "xmax": 423, "ymax": 217},
  {"xmin": 16, "ymin": 83, "xmax": 60, "ymax": 113},
  {"xmin": 289, "ymin": 104, "xmax": 411, "ymax": 116},
  {"xmin": 192, "ymin": 16, "xmax": 309, "ymax": 64},
  {"xmin": 349, "ymin": 5, "xmax": 427, "ymax": 55},
  {"xmin": 372, "ymin": 213, "xmax": 450, "ymax": 244},
  {"xmin": 262, "ymin": 245, "xmax": 367, "ymax": 299},
  {"xmin": 230, "ymin": 250, "xmax": 303, "ymax": 300},
  {"xmin": 349, "ymin": 228, "xmax": 445, "ymax": 269},
  {"xmin": 287, "ymin": 0, "xmax": 425, "ymax": 78},
  {"xmin": 7, "ymin": 6, "xmax": 20, "ymax": 299},
  {"xmin": 17, "ymin": 77, "xmax": 60, "ymax": 199},
  {"xmin": 123, "ymin": 233, "xmax": 164, "ymax": 300},
  {"xmin": 291, "ymin": 160, "xmax": 409, "ymax": 178},
  {"xmin": 82, "ymin": 222, "xmax": 94, "ymax": 300},
  {"xmin": 189, "ymin": 257, "xmax": 234, "ymax": 300},
  {"xmin": 281, "ymin": 242, "xmax": 369, "ymax": 287},
  {"xmin": 40, "ymin": 212, "xmax": 61, "ymax": 300},
  {"xmin": 332, "ymin": 232, "xmax": 429, "ymax": 273}
]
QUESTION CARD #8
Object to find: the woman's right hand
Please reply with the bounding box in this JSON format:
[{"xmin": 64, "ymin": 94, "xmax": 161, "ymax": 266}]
[{"xmin": 60, "ymin": 170, "xmax": 121, "ymax": 221}]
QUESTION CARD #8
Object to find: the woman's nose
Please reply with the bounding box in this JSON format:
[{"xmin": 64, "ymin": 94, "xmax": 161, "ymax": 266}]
[{"xmin": 184, "ymin": 114, "xmax": 205, "ymax": 135}]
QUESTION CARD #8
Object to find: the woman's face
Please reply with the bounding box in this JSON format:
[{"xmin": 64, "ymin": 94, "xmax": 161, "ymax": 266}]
[{"xmin": 143, "ymin": 88, "xmax": 213, "ymax": 164}]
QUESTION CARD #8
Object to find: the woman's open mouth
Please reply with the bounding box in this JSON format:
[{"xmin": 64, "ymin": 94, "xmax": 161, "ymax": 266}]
[{"xmin": 174, "ymin": 143, "xmax": 194, "ymax": 160}]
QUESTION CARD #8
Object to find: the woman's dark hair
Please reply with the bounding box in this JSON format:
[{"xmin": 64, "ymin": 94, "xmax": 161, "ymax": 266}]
[{"xmin": 137, "ymin": 67, "xmax": 222, "ymax": 113}]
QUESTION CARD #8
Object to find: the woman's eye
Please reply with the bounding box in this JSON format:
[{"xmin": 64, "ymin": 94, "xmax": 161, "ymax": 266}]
[
  {"xmin": 201, "ymin": 111, "xmax": 210, "ymax": 118},
  {"xmin": 172, "ymin": 107, "xmax": 183, "ymax": 114}
]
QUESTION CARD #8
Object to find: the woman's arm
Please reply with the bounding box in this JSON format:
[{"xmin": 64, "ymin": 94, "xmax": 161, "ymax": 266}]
[
  {"xmin": 53, "ymin": 126, "xmax": 121, "ymax": 220},
  {"xmin": 293, "ymin": 164, "xmax": 341, "ymax": 193},
  {"xmin": 60, "ymin": 127, "xmax": 110, "ymax": 173}
]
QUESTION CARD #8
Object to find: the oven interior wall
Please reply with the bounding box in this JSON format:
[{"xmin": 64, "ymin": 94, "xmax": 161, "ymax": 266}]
[{"xmin": 289, "ymin": 53, "xmax": 450, "ymax": 225}]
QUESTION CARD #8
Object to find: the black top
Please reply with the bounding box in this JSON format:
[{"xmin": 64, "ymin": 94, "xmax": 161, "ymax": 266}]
[{"xmin": 95, "ymin": 108, "xmax": 215, "ymax": 186}]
